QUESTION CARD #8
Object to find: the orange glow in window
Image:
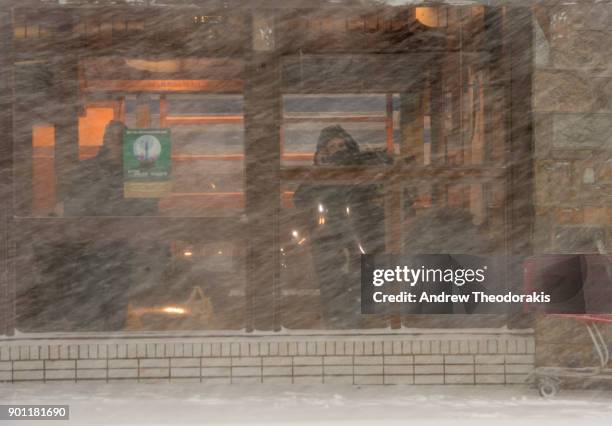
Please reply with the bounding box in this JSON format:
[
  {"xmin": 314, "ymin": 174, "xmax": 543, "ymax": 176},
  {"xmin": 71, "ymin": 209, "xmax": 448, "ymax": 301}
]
[
  {"xmin": 32, "ymin": 124, "xmax": 56, "ymax": 215},
  {"xmin": 78, "ymin": 107, "xmax": 115, "ymax": 159}
]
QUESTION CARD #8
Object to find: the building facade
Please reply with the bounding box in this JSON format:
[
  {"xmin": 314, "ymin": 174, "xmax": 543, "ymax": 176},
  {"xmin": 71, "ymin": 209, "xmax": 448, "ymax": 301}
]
[{"xmin": 0, "ymin": 0, "xmax": 610, "ymax": 384}]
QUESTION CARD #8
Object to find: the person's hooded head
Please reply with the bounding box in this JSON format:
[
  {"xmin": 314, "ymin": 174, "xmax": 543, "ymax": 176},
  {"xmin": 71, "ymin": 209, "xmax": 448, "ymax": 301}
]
[
  {"xmin": 99, "ymin": 120, "xmax": 126, "ymax": 165},
  {"xmin": 314, "ymin": 125, "xmax": 360, "ymax": 165}
]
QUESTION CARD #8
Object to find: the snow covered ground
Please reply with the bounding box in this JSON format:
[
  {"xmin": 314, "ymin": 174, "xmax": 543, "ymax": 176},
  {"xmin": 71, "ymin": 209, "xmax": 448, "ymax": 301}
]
[{"xmin": 1, "ymin": 383, "xmax": 611, "ymax": 426}]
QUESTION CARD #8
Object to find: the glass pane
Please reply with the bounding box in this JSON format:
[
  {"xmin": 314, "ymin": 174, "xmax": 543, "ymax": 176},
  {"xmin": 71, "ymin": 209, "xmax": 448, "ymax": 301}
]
[
  {"xmin": 282, "ymin": 94, "xmax": 397, "ymax": 166},
  {"xmin": 15, "ymin": 59, "xmax": 245, "ymax": 218},
  {"xmin": 280, "ymin": 181, "xmax": 387, "ymax": 329},
  {"xmin": 17, "ymin": 235, "xmax": 246, "ymax": 332},
  {"xmin": 13, "ymin": 53, "xmax": 247, "ymax": 331}
]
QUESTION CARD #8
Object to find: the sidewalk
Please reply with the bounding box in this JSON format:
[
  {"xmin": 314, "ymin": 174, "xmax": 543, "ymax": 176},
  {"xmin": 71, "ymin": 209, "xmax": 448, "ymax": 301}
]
[{"xmin": 1, "ymin": 383, "xmax": 611, "ymax": 425}]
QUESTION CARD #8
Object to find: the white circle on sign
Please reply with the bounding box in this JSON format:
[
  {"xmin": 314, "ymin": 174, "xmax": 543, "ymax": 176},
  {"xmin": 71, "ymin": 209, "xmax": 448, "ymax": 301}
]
[{"xmin": 133, "ymin": 135, "xmax": 162, "ymax": 162}]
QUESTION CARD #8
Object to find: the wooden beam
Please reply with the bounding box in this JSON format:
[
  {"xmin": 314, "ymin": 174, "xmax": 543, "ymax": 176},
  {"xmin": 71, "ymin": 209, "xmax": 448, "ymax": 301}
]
[
  {"xmin": 159, "ymin": 95, "xmax": 167, "ymax": 127},
  {"xmin": 385, "ymin": 93, "xmax": 394, "ymax": 153},
  {"xmin": 397, "ymin": 85, "xmax": 425, "ymax": 329},
  {"xmin": 0, "ymin": 6, "xmax": 15, "ymax": 336},
  {"xmin": 399, "ymin": 91, "xmax": 424, "ymax": 163},
  {"xmin": 81, "ymin": 79, "xmax": 244, "ymax": 93},
  {"xmin": 53, "ymin": 64, "xmax": 80, "ymax": 212},
  {"xmin": 384, "ymin": 165, "xmax": 402, "ymax": 329},
  {"xmin": 446, "ymin": 8, "xmax": 464, "ymax": 167},
  {"xmin": 483, "ymin": 6, "xmax": 509, "ymax": 165},
  {"xmin": 280, "ymin": 165, "xmax": 505, "ymax": 185},
  {"xmin": 281, "ymin": 53, "xmax": 433, "ymax": 93},
  {"xmin": 429, "ymin": 58, "xmax": 446, "ymax": 206},
  {"xmin": 244, "ymin": 11, "xmax": 281, "ymax": 331},
  {"xmin": 505, "ymin": 6, "xmax": 535, "ymax": 328},
  {"xmin": 284, "ymin": 115, "xmax": 387, "ymax": 124},
  {"xmin": 136, "ymin": 94, "xmax": 152, "ymax": 128},
  {"xmin": 14, "ymin": 217, "xmax": 246, "ymax": 244}
]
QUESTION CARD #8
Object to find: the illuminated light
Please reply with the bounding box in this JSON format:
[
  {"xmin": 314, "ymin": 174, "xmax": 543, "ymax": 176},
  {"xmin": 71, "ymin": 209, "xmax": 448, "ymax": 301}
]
[
  {"xmin": 358, "ymin": 244, "xmax": 366, "ymax": 254},
  {"xmin": 78, "ymin": 107, "xmax": 116, "ymax": 157},
  {"xmin": 161, "ymin": 306, "xmax": 186, "ymax": 315},
  {"xmin": 280, "ymin": 247, "xmax": 284, "ymax": 252},
  {"xmin": 292, "ymin": 230, "xmax": 299, "ymax": 238},
  {"xmin": 298, "ymin": 238, "xmax": 307, "ymax": 245},
  {"xmin": 217, "ymin": 250, "xmax": 223, "ymax": 255},
  {"xmin": 346, "ymin": 206, "xmax": 350, "ymax": 215},
  {"xmin": 14, "ymin": 26, "xmax": 26, "ymax": 39},
  {"xmin": 415, "ymin": 7, "xmax": 447, "ymax": 28},
  {"xmin": 318, "ymin": 203, "xmax": 324, "ymax": 213},
  {"xmin": 318, "ymin": 216, "xmax": 326, "ymax": 225},
  {"xmin": 210, "ymin": 183, "xmax": 216, "ymax": 189},
  {"xmin": 125, "ymin": 59, "xmax": 181, "ymax": 73},
  {"xmin": 183, "ymin": 250, "xmax": 193, "ymax": 257}
]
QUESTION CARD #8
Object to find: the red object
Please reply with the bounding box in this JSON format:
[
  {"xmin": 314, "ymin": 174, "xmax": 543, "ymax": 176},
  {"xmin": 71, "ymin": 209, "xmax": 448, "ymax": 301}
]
[{"xmin": 551, "ymin": 314, "xmax": 612, "ymax": 324}]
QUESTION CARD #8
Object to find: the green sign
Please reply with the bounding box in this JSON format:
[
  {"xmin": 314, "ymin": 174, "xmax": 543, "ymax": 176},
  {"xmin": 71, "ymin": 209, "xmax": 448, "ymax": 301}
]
[{"xmin": 123, "ymin": 128, "xmax": 172, "ymax": 198}]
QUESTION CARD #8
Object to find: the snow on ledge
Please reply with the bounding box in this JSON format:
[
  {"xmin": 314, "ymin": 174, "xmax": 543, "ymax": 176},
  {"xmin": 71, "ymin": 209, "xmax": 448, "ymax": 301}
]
[{"xmin": 1, "ymin": 325, "xmax": 534, "ymax": 344}]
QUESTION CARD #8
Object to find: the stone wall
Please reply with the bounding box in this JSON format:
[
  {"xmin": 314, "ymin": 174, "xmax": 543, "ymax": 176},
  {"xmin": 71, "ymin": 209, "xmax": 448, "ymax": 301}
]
[
  {"xmin": 533, "ymin": 1, "xmax": 612, "ymax": 253},
  {"xmin": 532, "ymin": 1, "xmax": 612, "ymax": 368}
]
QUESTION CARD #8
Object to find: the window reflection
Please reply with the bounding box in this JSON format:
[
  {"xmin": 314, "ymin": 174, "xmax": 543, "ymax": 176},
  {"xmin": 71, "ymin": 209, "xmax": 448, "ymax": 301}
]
[
  {"xmin": 281, "ymin": 125, "xmax": 388, "ymax": 329},
  {"xmin": 15, "ymin": 55, "xmax": 248, "ymax": 331},
  {"xmin": 18, "ymin": 240, "xmax": 246, "ymax": 332},
  {"xmin": 10, "ymin": 3, "xmax": 521, "ymax": 334},
  {"xmin": 282, "ymin": 94, "xmax": 398, "ymax": 166},
  {"xmin": 20, "ymin": 60, "xmax": 246, "ymax": 218},
  {"xmin": 64, "ymin": 121, "xmax": 159, "ymax": 216}
]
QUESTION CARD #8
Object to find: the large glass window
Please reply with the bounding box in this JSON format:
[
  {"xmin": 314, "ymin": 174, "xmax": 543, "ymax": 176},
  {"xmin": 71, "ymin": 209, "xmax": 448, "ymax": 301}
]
[
  {"xmin": 13, "ymin": 24, "xmax": 248, "ymax": 331},
  {"xmin": 277, "ymin": 14, "xmax": 511, "ymax": 328},
  {"xmin": 8, "ymin": 4, "xmax": 530, "ymax": 334}
]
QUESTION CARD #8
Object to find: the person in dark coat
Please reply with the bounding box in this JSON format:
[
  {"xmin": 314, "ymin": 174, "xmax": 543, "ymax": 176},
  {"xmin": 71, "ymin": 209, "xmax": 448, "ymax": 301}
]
[
  {"xmin": 46, "ymin": 121, "xmax": 158, "ymax": 331},
  {"xmin": 293, "ymin": 125, "xmax": 388, "ymax": 328},
  {"xmin": 63, "ymin": 120, "xmax": 158, "ymax": 217}
]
